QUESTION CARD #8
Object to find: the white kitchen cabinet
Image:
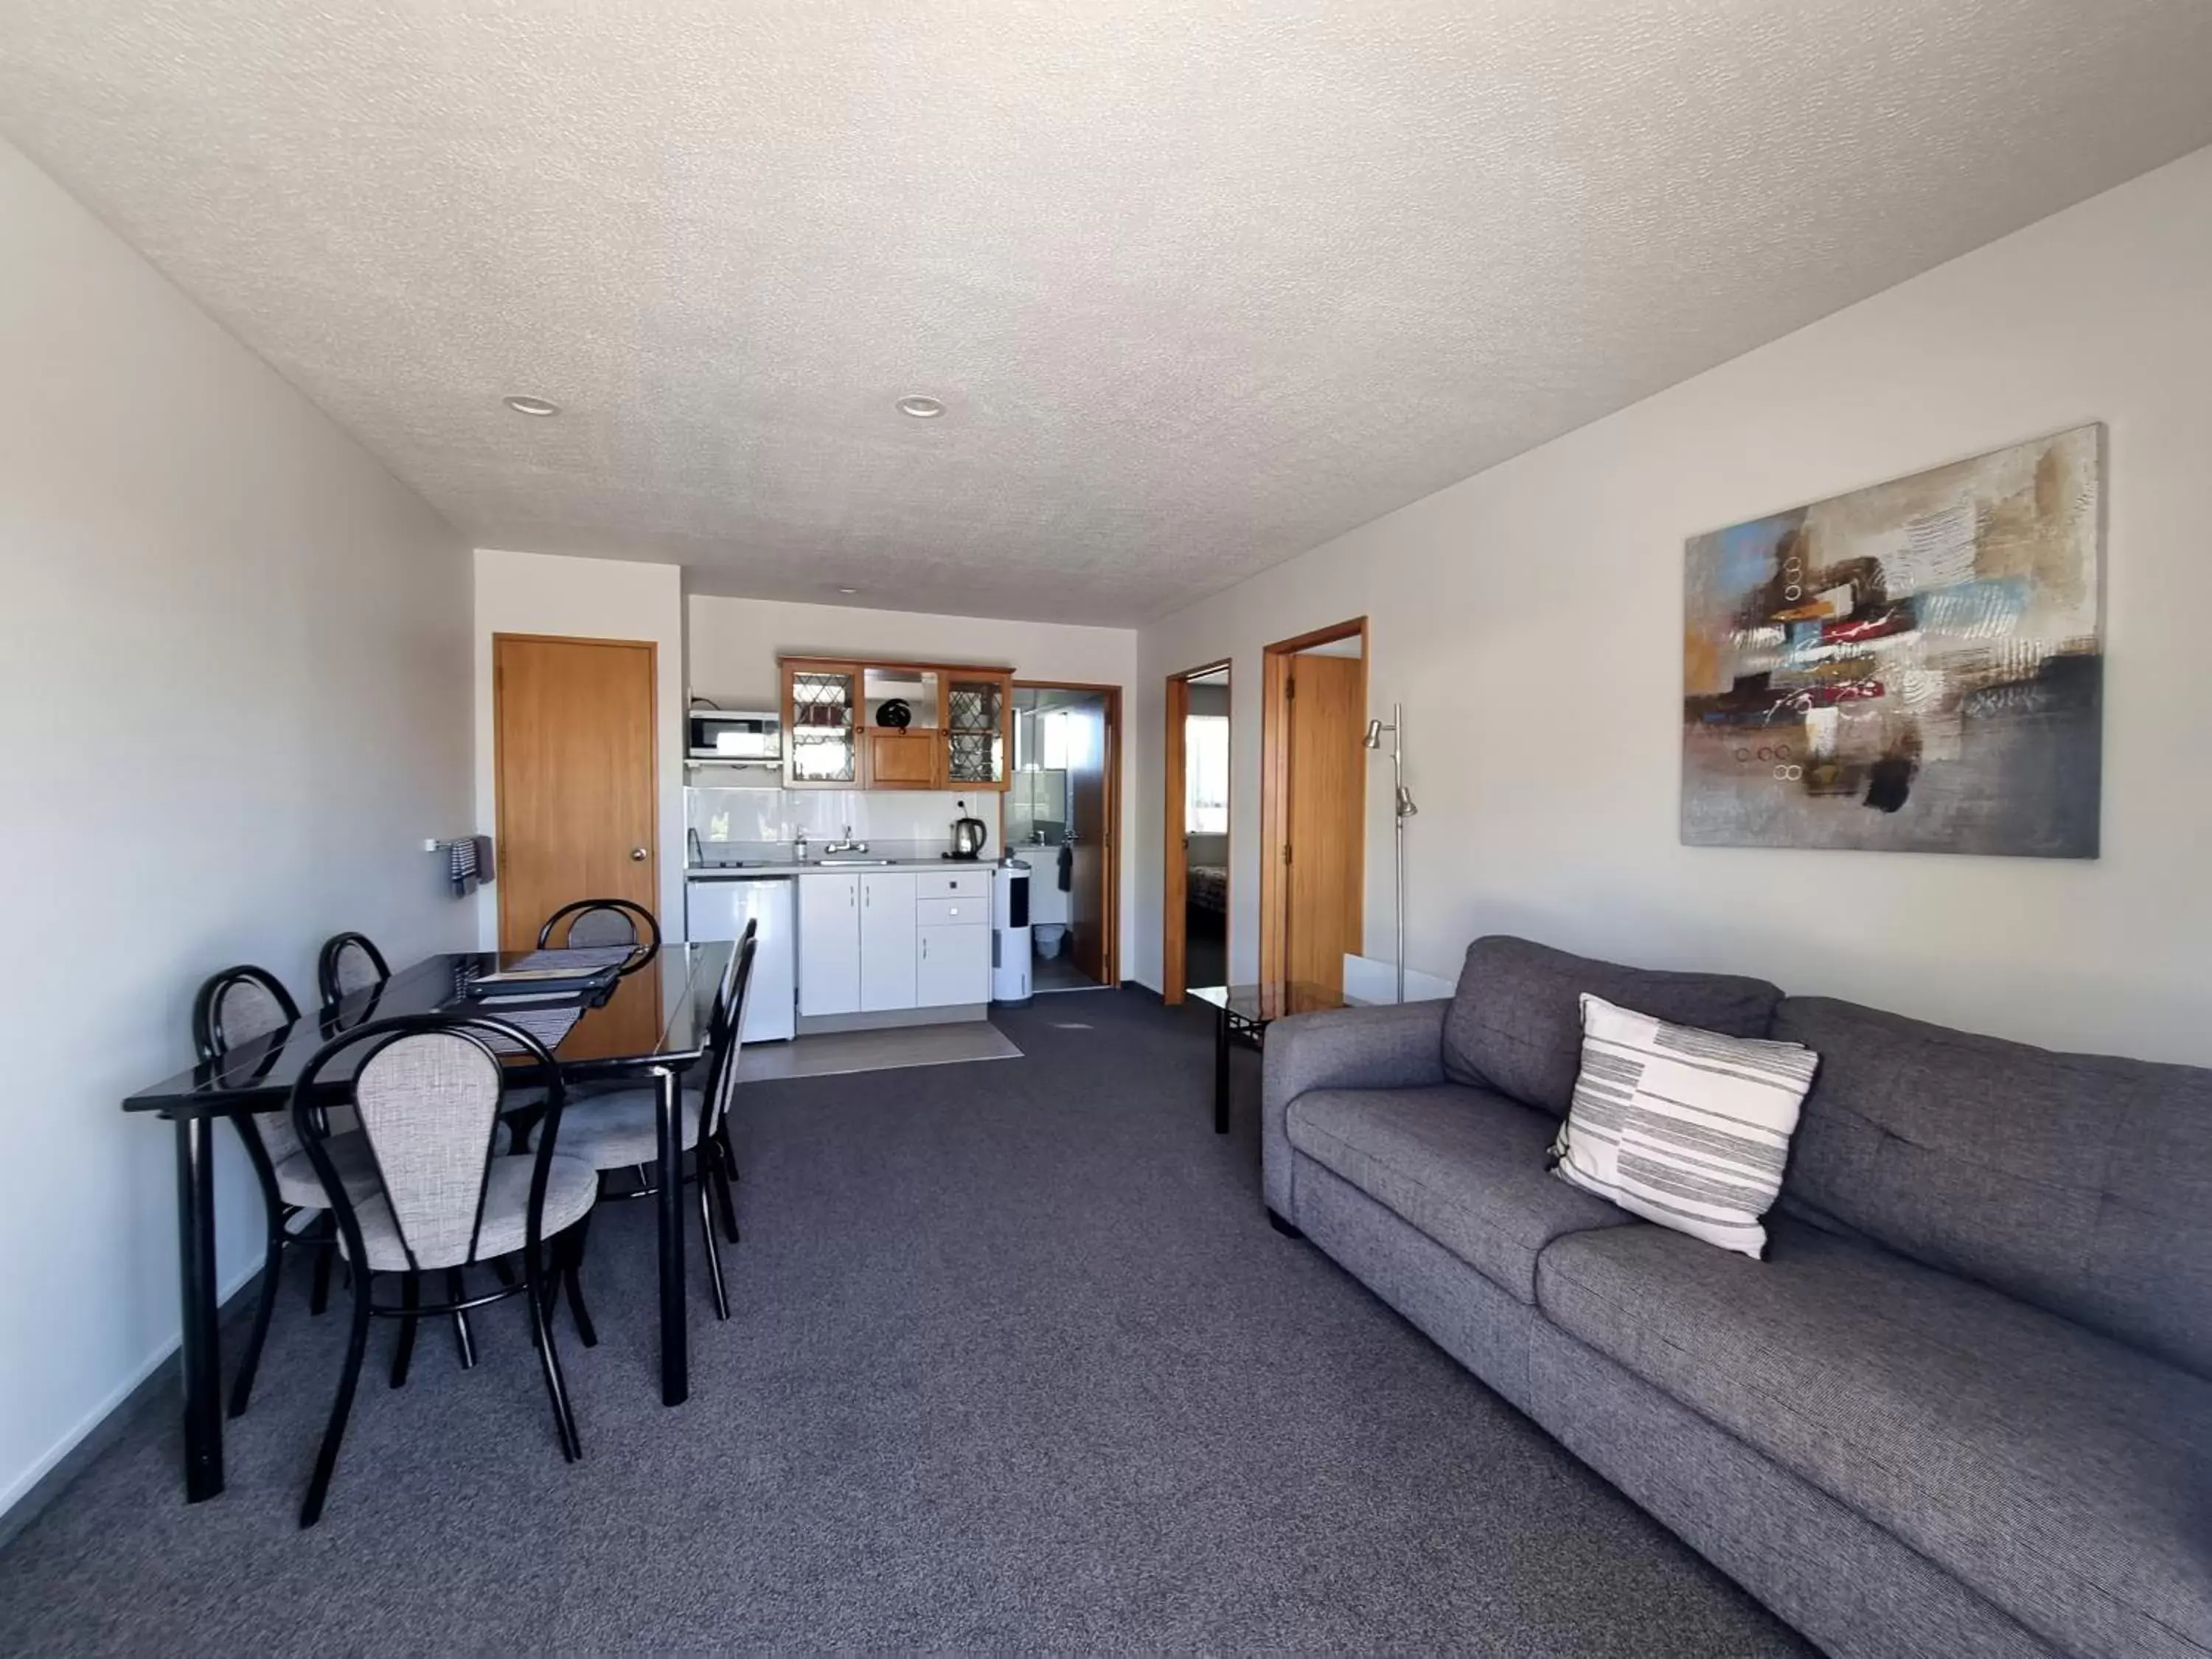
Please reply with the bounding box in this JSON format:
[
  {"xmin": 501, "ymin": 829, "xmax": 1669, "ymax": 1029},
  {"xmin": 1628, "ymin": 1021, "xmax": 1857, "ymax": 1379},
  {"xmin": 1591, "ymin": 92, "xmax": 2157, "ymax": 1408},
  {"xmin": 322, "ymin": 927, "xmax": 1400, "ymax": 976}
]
[
  {"xmin": 917, "ymin": 869, "xmax": 989, "ymax": 902},
  {"xmin": 917, "ymin": 922, "xmax": 992, "ymax": 1007},
  {"xmin": 796, "ymin": 872, "xmax": 860, "ymax": 1015},
  {"xmin": 859, "ymin": 872, "xmax": 918, "ymax": 1012}
]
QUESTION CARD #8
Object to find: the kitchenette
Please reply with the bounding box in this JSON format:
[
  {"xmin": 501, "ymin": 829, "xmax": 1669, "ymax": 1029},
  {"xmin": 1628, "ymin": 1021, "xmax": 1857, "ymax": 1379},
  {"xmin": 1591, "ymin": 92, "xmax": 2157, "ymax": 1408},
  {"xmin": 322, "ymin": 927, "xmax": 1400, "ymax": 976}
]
[{"xmin": 683, "ymin": 656, "xmax": 1035, "ymax": 1043}]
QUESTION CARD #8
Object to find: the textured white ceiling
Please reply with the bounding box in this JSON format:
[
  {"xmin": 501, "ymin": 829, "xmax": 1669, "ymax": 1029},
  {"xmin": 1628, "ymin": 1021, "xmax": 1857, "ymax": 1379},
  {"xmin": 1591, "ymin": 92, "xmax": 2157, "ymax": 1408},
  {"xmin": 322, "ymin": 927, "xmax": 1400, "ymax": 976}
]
[{"xmin": 5, "ymin": 4, "xmax": 2211, "ymax": 625}]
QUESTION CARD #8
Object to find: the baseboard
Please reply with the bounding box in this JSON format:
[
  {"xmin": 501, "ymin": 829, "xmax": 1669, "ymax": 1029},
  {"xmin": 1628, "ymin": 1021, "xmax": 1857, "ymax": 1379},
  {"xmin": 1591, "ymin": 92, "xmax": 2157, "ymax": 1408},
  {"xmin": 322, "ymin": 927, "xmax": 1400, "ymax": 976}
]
[{"xmin": 0, "ymin": 1259, "xmax": 262, "ymax": 1554}]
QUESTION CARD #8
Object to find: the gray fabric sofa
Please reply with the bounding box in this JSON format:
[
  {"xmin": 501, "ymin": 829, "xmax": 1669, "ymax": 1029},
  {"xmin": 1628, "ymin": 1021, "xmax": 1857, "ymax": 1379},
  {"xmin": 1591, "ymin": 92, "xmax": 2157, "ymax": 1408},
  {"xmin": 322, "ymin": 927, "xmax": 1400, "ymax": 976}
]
[{"xmin": 1261, "ymin": 935, "xmax": 2212, "ymax": 1659}]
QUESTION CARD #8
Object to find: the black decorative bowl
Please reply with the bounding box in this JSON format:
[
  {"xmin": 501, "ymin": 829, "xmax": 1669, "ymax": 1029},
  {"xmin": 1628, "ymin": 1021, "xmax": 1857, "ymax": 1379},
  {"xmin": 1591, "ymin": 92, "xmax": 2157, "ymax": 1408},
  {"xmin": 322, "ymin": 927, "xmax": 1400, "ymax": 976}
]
[{"xmin": 876, "ymin": 698, "xmax": 913, "ymax": 729}]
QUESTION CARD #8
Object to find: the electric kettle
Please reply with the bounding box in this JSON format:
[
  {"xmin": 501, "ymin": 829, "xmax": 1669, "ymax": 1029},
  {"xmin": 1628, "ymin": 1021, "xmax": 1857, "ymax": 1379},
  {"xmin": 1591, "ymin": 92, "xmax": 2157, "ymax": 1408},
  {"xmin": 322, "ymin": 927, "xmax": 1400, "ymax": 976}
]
[{"xmin": 950, "ymin": 800, "xmax": 989, "ymax": 861}]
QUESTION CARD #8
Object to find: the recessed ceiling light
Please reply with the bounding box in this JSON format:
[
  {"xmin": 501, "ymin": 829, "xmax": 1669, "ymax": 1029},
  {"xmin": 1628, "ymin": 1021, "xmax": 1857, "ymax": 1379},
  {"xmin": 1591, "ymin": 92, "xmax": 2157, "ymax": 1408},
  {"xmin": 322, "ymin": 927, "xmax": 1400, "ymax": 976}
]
[
  {"xmin": 836, "ymin": 587, "xmax": 860, "ymax": 595},
  {"xmin": 894, "ymin": 394, "xmax": 946, "ymax": 420},
  {"xmin": 503, "ymin": 395, "xmax": 560, "ymax": 417}
]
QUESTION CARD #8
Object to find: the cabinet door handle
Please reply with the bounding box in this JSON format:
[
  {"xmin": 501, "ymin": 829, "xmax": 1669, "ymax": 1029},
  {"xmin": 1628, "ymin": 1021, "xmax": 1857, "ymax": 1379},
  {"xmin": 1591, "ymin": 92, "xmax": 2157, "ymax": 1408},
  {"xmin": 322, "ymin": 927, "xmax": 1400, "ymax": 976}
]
[{"xmin": 922, "ymin": 937, "xmax": 928, "ymax": 960}]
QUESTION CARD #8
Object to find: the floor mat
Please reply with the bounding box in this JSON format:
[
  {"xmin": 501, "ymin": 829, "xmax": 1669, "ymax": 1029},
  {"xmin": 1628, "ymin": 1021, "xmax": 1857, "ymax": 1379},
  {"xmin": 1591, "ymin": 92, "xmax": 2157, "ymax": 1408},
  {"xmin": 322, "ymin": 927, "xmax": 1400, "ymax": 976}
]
[{"xmin": 738, "ymin": 1020, "xmax": 1021, "ymax": 1082}]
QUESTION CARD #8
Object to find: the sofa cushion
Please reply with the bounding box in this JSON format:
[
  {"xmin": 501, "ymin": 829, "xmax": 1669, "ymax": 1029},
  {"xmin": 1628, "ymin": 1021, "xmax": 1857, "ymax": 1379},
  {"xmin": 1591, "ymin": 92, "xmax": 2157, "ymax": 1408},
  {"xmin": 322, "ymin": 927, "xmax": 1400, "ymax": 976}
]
[
  {"xmin": 1441, "ymin": 936, "xmax": 1783, "ymax": 1116},
  {"xmin": 1775, "ymin": 995, "xmax": 2212, "ymax": 1379},
  {"xmin": 1285, "ymin": 1085, "xmax": 1632, "ymax": 1304},
  {"xmin": 1553, "ymin": 994, "xmax": 1819, "ymax": 1259},
  {"xmin": 1537, "ymin": 1217, "xmax": 2212, "ymax": 1659}
]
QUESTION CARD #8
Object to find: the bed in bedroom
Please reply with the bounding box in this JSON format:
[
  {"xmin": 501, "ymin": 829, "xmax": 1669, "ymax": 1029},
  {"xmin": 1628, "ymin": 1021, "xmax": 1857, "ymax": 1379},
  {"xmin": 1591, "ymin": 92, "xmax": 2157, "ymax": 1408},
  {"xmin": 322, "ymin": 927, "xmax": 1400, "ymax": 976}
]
[{"xmin": 1186, "ymin": 863, "xmax": 1228, "ymax": 916}]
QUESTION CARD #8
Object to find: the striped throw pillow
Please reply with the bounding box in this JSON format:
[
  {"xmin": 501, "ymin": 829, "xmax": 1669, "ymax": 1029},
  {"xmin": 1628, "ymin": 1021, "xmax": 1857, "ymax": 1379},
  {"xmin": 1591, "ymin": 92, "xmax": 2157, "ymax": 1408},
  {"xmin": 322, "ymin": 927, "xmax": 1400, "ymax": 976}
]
[{"xmin": 1549, "ymin": 993, "xmax": 1819, "ymax": 1260}]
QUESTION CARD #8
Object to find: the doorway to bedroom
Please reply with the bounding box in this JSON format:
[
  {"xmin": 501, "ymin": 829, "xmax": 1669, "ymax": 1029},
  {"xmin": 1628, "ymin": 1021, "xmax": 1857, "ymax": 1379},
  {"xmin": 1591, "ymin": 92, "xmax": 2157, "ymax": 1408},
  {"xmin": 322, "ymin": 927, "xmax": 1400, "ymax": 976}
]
[{"xmin": 1163, "ymin": 662, "xmax": 1231, "ymax": 1004}]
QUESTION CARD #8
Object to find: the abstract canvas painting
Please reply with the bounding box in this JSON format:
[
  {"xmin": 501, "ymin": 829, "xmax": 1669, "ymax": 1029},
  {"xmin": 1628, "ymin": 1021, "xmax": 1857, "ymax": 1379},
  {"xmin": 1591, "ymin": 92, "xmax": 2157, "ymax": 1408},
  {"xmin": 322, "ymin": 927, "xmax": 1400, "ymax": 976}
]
[{"xmin": 1682, "ymin": 425, "xmax": 2103, "ymax": 858}]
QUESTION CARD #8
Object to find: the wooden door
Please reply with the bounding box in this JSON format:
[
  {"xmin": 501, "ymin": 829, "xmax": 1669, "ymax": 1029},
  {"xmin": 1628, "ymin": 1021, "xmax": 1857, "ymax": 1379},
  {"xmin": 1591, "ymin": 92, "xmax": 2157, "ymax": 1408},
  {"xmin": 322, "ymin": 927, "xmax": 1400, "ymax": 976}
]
[
  {"xmin": 1065, "ymin": 697, "xmax": 1111, "ymax": 984},
  {"xmin": 494, "ymin": 636, "xmax": 658, "ymax": 953},
  {"xmin": 1283, "ymin": 654, "xmax": 1363, "ymax": 998},
  {"xmin": 1161, "ymin": 674, "xmax": 1190, "ymax": 1004}
]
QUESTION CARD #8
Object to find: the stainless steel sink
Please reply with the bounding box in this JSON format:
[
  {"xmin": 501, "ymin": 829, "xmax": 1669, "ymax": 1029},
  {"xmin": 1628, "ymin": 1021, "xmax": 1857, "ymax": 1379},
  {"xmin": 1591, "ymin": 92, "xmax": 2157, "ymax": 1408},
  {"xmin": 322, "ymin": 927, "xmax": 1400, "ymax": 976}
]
[{"xmin": 814, "ymin": 856, "xmax": 898, "ymax": 866}]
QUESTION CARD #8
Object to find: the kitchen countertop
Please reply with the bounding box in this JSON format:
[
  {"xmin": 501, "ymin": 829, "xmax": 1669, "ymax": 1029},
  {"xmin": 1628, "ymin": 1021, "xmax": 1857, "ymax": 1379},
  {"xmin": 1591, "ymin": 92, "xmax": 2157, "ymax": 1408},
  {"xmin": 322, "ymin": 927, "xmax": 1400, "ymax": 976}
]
[{"xmin": 686, "ymin": 857, "xmax": 1018, "ymax": 878}]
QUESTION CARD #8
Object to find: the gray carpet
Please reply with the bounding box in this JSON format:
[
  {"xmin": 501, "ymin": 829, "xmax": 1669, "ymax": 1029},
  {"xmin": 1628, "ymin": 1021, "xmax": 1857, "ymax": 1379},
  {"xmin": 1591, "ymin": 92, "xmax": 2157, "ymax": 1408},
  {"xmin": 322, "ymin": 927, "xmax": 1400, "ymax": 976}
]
[{"xmin": 0, "ymin": 992, "xmax": 1809, "ymax": 1655}]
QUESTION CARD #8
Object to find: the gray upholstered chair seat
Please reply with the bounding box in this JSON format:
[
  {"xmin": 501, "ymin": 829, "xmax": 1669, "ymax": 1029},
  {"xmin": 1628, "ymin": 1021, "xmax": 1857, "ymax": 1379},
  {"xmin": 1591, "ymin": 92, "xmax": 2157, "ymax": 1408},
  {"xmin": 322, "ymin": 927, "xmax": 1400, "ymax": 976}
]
[
  {"xmin": 1537, "ymin": 1216, "xmax": 2212, "ymax": 1659},
  {"xmin": 555, "ymin": 1085, "xmax": 706, "ymax": 1167},
  {"xmin": 1285, "ymin": 1085, "xmax": 1630, "ymax": 1303},
  {"xmin": 270, "ymin": 1127, "xmax": 381, "ymax": 1208},
  {"xmin": 341, "ymin": 1152, "xmax": 598, "ymax": 1273}
]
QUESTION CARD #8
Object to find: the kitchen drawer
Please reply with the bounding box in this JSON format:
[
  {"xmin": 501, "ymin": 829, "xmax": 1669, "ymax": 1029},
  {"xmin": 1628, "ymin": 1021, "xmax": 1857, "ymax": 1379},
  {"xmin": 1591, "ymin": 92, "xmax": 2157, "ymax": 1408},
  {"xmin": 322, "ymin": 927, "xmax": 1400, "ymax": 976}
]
[
  {"xmin": 917, "ymin": 869, "xmax": 989, "ymax": 901},
  {"xmin": 915, "ymin": 897, "xmax": 987, "ymax": 928}
]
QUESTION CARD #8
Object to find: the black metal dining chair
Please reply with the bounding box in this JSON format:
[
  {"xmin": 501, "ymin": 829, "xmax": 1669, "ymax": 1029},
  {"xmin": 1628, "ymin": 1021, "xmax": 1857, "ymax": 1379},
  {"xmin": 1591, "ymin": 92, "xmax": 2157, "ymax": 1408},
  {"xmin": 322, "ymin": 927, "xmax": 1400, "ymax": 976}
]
[
  {"xmin": 538, "ymin": 897, "xmax": 661, "ymax": 964},
  {"xmin": 287, "ymin": 1012, "xmax": 598, "ymax": 1527},
  {"xmin": 192, "ymin": 966, "xmax": 381, "ymax": 1416},
  {"xmin": 316, "ymin": 931, "xmax": 391, "ymax": 1006},
  {"xmin": 552, "ymin": 928, "xmax": 755, "ymax": 1321},
  {"xmin": 534, "ymin": 900, "xmax": 667, "ymax": 1106}
]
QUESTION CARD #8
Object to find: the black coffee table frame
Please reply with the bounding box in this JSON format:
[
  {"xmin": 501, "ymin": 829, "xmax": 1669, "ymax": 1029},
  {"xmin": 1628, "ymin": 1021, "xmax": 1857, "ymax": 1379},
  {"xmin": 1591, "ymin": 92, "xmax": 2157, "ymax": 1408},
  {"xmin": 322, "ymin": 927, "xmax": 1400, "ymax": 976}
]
[{"xmin": 1195, "ymin": 982, "xmax": 1341, "ymax": 1133}]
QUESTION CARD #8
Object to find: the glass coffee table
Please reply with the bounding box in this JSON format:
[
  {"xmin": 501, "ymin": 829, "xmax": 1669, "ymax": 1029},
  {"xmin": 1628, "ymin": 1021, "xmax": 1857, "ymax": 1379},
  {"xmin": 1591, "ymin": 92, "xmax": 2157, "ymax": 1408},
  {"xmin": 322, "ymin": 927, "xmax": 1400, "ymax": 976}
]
[{"xmin": 1192, "ymin": 981, "xmax": 1343, "ymax": 1133}]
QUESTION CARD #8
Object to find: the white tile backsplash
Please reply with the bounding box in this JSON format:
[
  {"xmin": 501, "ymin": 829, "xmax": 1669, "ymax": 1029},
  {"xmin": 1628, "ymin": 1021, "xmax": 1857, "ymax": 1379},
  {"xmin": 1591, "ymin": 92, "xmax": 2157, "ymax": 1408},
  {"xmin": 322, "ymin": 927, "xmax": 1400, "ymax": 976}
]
[{"xmin": 687, "ymin": 787, "xmax": 1001, "ymax": 849}]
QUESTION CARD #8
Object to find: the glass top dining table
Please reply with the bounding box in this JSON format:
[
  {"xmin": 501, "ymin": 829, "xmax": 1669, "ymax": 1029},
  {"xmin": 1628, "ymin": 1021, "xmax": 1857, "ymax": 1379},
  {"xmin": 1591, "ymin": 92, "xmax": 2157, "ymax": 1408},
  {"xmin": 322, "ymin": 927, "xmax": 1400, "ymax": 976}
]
[{"xmin": 124, "ymin": 942, "xmax": 733, "ymax": 1505}]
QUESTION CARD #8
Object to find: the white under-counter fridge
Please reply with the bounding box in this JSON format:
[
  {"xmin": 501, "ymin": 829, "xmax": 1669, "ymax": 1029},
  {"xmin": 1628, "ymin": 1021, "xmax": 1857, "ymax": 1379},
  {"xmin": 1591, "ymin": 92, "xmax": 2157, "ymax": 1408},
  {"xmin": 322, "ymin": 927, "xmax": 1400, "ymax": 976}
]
[{"xmin": 683, "ymin": 874, "xmax": 797, "ymax": 1043}]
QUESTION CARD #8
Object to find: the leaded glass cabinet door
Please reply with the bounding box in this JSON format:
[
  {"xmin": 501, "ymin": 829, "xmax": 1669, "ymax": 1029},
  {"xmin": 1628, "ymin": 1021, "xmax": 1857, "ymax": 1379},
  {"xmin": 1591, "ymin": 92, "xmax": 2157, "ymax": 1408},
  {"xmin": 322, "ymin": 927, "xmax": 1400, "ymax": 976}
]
[
  {"xmin": 943, "ymin": 672, "xmax": 1010, "ymax": 789},
  {"xmin": 783, "ymin": 661, "xmax": 861, "ymax": 786}
]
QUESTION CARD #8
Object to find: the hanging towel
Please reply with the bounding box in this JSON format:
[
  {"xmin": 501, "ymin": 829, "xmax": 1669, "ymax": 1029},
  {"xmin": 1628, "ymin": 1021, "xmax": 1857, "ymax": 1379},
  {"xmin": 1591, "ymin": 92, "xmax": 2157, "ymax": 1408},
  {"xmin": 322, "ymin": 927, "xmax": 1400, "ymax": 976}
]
[
  {"xmin": 471, "ymin": 834, "xmax": 496, "ymax": 886},
  {"xmin": 447, "ymin": 837, "xmax": 479, "ymax": 897},
  {"xmin": 1057, "ymin": 841, "xmax": 1074, "ymax": 892}
]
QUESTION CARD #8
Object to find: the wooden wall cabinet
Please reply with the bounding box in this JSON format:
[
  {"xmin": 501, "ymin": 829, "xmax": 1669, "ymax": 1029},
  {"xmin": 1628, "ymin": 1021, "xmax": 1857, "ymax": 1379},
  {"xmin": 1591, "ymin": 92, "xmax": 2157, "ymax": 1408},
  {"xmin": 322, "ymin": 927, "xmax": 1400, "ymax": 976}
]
[
  {"xmin": 866, "ymin": 729, "xmax": 938, "ymax": 788},
  {"xmin": 782, "ymin": 661, "xmax": 862, "ymax": 788},
  {"xmin": 779, "ymin": 657, "xmax": 1013, "ymax": 791},
  {"xmin": 942, "ymin": 672, "xmax": 1011, "ymax": 791}
]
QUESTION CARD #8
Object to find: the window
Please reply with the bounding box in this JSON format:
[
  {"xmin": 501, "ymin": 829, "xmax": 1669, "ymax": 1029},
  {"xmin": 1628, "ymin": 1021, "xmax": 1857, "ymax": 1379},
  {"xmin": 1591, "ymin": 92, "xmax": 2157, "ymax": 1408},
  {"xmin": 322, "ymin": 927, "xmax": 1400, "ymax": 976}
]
[{"xmin": 1185, "ymin": 714, "xmax": 1228, "ymax": 834}]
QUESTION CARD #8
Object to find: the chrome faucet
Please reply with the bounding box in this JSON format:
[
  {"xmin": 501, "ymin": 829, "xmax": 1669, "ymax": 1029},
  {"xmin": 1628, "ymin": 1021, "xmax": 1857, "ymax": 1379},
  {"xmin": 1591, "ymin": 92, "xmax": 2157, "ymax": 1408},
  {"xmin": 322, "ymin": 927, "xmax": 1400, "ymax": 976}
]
[{"xmin": 824, "ymin": 824, "xmax": 869, "ymax": 855}]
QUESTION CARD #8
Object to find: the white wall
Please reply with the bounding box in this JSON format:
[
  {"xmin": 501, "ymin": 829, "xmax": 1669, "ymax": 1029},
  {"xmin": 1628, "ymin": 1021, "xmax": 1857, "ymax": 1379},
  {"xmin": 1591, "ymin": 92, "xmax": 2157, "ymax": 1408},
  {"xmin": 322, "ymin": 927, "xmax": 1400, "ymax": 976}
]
[
  {"xmin": 472, "ymin": 549, "xmax": 686, "ymax": 945},
  {"xmin": 687, "ymin": 785, "xmax": 993, "ymax": 849},
  {"xmin": 0, "ymin": 138, "xmax": 473, "ymax": 1520},
  {"xmin": 1135, "ymin": 143, "xmax": 2212, "ymax": 1066},
  {"xmin": 689, "ymin": 594, "xmax": 1141, "ymax": 968}
]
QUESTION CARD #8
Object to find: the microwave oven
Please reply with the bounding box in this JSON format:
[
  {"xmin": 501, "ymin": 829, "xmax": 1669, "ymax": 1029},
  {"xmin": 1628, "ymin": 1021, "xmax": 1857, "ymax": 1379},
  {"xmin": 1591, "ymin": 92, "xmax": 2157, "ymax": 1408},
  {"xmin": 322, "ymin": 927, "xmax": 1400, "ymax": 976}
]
[{"xmin": 687, "ymin": 709, "xmax": 782, "ymax": 762}]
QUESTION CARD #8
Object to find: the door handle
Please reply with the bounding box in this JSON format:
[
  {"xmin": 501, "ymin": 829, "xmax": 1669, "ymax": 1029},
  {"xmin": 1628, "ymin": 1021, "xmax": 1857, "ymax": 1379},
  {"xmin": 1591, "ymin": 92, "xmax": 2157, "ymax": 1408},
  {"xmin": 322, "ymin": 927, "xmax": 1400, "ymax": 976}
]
[{"xmin": 630, "ymin": 846, "xmax": 649, "ymax": 861}]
